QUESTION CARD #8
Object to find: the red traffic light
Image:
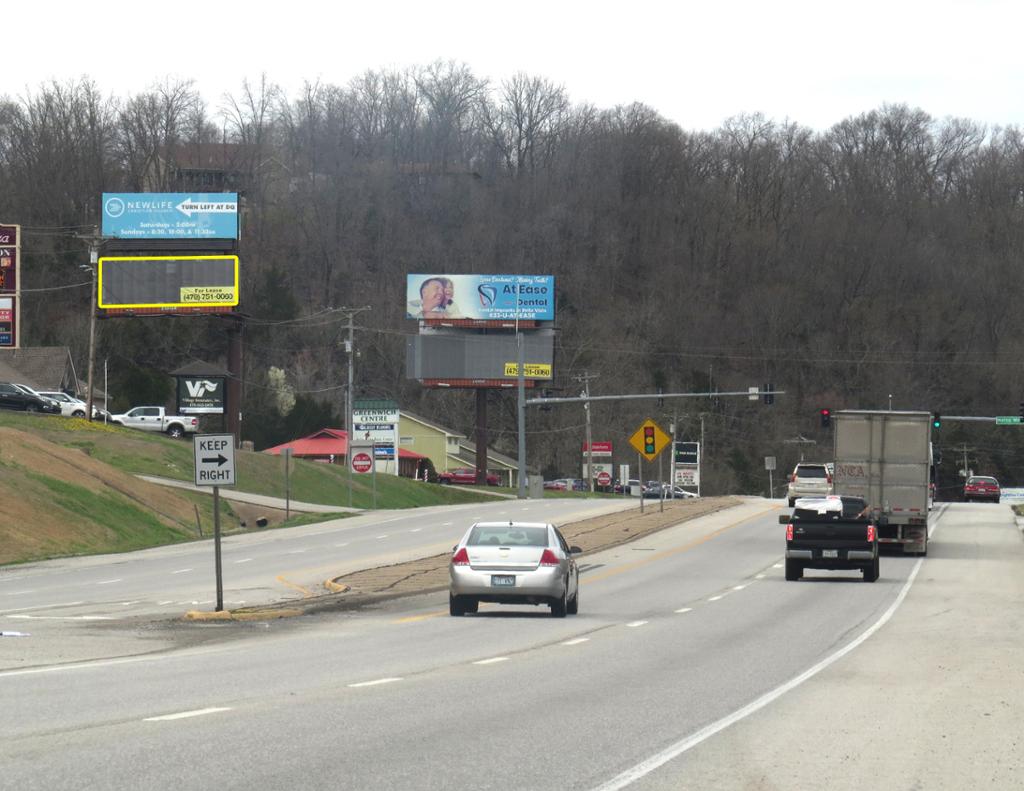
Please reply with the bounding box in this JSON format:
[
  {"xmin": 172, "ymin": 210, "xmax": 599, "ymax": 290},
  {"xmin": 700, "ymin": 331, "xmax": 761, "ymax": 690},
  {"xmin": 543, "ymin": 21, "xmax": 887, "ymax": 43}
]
[{"xmin": 820, "ymin": 408, "xmax": 830, "ymax": 416}]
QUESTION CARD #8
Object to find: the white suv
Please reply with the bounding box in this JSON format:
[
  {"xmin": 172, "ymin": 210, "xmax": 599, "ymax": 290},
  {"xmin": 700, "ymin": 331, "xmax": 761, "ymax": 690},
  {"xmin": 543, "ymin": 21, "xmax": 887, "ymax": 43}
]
[{"xmin": 787, "ymin": 463, "xmax": 833, "ymax": 507}]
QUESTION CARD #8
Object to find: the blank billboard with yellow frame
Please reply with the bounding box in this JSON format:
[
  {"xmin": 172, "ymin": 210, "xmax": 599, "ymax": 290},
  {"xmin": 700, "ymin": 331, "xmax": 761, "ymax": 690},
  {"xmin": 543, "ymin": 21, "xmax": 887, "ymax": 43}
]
[{"xmin": 98, "ymin": 255, "xmax": 239, "ymax": 309}]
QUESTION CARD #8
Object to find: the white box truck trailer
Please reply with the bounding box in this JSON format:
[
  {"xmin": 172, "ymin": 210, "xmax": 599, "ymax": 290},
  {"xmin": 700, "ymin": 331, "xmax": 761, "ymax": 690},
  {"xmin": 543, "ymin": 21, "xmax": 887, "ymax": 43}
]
[{"xmin": 832, "ymin": 410, "xmax": 931, "ymax": 555}]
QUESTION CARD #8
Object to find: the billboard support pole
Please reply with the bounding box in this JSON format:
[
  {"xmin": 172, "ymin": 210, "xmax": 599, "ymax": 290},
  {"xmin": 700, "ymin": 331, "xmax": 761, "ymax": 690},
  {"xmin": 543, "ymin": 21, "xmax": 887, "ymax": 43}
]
[
  {"xmin": 85, "ymin": 242, "xmax": 98, "ymax": 421},
  {"xmin": 517, "ymin": 328, "xmax": 527, "ymax": 499}
]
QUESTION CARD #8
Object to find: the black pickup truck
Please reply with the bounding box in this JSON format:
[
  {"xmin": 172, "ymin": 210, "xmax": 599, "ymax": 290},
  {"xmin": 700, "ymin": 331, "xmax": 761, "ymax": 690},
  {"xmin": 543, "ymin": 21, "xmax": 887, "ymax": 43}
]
[{"xmin": 780, "ymin": 495, "xmax": 879, "ymax": 582}]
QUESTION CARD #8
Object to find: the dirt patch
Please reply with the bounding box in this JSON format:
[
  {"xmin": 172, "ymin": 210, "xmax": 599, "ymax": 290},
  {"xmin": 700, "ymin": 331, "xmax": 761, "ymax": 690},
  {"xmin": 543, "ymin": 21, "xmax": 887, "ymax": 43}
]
[{"xmin": 226, "ymin": 496, "xmax": 741, "ymax": 617}]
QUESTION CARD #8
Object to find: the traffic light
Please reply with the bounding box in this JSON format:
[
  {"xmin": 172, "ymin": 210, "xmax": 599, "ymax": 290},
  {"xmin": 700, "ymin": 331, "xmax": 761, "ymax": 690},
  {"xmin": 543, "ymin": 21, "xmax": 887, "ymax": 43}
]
[
  {"xmin": 820, "ymin": 408, "xmax": 831, "ymax": 428},
  {"xmin": 763, "ymin": 382, "xmax": 774, "ymax": 406},
  {"xmin": 932, "ymin": 413, "xmax": 942, "ymax": 429},
  {"xmin": 643, "ymin": 426, "xmax": 656, "ymax": 454}
]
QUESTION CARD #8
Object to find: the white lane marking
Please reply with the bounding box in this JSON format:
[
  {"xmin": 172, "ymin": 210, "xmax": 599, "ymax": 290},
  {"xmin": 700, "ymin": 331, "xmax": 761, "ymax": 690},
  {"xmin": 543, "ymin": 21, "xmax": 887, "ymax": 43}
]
[
  {"xmin": 96, "ymin": 579, "xmax": 122, "ymax": 585},
  {"xmin": 171, "ymin": 569, "xmax": 193, "ymax": 575},
  {"xmin": 335, "ymin": 543, "xmax": 349, "ymax": 548},
  {"xmin": 733, "ymin": 585, "xmax": 747, "ymax": 591},
  {"xmin": 378, "ymin": 517, "xmax": 403, "ymax": 524},
  {"xmin": 121, "ymin": 601, "xmax": 141, "ymax": 606},
  {"xmin": 708, "ymin": 595, "xmax": 724, "ymax": 602},
  {"xmin": 626, "ymin": 620, "xmax": 648, "ymax": 628},
  {"xmin": 442, "ymin": 522, "xmax": 453, "ymax": 526},
  {"xmin": 772, "ymin": 563, "xmax": 783, "ymax": 569},
  {"xmin": 591, "ymin": 557, "xmax": 926, "ymax": 791},
  {"xmin": 473, "ymin": 657, "xmax": 509, "ymax": 665},
  {"xmin": 562, "ymin": 638, "xmax": 590, "ymax": 646},
  {"xmin": 286, "ymin": 550, "xmax": 307, "ymax": 555},
  {"xmin": 376, "ymin": 535, "xmax": 389, "ymax": 540},
  {"xmin": 0, "ymin": 653, "xmax": 166, "ymax": 678},
  {"xmin": 144, "ymin": 707, "xmax": 231, "ymax": 722},
  {"xmin": 158, "ymin": 601, "xmax": 175, "ymax": 605},
  {"xmin": 6, "ymin": 591, "xmax": 37, "ymax": 596},
  {"xmin": 348, "ymin": 677, "xmax": 403, "ymax": 688},
  {"xmin": 755, "ymin": 574, "xmax": 767, "ymax": 579},
  {"xmin": 410, "ymin": 528, "xmax": 423, "ymax": 533},
  {"xmin": 521, "ymin": 508, "xmax": 531, "ymax": 511},
  {"xmin": 10, "ymin": 615, "xmax": 112, "ymax": 621},
  {"xmin": 234, "ymin": 558, "xmax": 253, "ymax": 564},
  {"xmin": 674, "ymin": 607, "xmax": 693, "ymax": 614},
  {"xmin": 0, "ymin": 601, "xmax": 84, "ymax": 615}
]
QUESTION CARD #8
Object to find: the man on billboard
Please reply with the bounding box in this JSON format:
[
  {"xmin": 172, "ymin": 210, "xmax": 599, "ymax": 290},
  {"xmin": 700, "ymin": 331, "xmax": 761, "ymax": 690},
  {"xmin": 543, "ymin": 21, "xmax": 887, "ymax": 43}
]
[{"xmin": 408, "ymin": 276, "xmax": 464, "ymax": 319}]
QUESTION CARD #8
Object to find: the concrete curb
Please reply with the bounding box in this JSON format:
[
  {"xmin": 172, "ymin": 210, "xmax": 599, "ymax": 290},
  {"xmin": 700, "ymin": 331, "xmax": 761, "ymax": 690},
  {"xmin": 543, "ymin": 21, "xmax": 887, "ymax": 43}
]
[{"xmin": 184, "ymin": 608, "xmax": 304, "ymax": 622}]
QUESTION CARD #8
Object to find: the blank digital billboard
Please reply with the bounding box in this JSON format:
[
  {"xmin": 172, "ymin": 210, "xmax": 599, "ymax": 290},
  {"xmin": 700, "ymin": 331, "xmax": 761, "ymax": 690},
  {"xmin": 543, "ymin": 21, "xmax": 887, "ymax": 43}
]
[
  {"xmin": 98, "ymin": 255, "xmax": 239, "ymax": 309},
  {"xmin": 405, "ymin": 329, "xmax": 555, "ymax": 381}
]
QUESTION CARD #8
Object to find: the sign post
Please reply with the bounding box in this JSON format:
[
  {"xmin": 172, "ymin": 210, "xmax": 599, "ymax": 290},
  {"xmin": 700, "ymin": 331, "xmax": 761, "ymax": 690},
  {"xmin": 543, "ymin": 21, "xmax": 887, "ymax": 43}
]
[
  {"xmin": 193, "ymin": 434, "xmax": 236, "ymax": 612},
  {"xmin": 765, "ymin": 455, "xmax": 777, "ymax": 499}
]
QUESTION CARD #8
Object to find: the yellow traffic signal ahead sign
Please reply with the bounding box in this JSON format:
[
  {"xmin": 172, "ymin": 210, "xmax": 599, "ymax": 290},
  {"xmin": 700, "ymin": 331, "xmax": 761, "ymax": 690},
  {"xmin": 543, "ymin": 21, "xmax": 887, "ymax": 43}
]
[{"xmin": 629, "ymin": 419, "xmax": 671, "ymax": 461}]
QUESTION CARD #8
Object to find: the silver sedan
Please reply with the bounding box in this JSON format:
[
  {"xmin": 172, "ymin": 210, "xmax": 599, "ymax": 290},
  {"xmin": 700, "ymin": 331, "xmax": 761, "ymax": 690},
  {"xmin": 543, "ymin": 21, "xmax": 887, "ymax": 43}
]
[{"xmin": 448, "ymin": 521, "xmax": 582, "ymax": 617}]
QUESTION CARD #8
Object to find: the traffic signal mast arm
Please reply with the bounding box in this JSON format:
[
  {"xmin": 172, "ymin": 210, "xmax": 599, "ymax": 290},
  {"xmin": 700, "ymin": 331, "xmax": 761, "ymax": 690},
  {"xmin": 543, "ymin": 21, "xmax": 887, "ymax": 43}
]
[{"xmin": 525, "ymin": 388, "xmax": 784, "ymax": 406}]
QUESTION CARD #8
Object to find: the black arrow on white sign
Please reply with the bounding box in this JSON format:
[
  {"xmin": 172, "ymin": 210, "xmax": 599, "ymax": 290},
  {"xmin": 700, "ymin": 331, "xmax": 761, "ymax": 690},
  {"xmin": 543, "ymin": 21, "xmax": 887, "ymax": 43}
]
[{"xmin": 203, "ymin": 454, "xmax": 228, "ymax": 466}]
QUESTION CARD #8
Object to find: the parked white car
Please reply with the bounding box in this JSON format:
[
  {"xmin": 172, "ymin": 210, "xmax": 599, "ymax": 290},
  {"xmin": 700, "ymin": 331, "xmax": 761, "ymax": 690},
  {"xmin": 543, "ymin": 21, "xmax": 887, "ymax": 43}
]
[{"xmin": 37, "ymin": 391, "xmax": 110, "ymax": 420}]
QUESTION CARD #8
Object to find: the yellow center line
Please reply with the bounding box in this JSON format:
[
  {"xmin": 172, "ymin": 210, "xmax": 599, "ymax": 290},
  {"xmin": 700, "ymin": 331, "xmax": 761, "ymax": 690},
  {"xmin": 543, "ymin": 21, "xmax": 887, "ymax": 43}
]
[{"xmin": 275, "ymin": 575, "xmax": 315, "ymax": 598}]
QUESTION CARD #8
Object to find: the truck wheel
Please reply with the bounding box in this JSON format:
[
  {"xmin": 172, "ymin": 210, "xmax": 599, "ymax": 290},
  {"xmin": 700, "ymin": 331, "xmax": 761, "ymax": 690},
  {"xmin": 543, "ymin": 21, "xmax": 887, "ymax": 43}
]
[
  {"xmin": 863, "ymin": 557, "xmax": 879, "ymax": 582},
  {"xmin": 784, "ymin": 559, "xmax": 802, "ymax": 581},
  {"xmin": 167, "ymin": 425, "xmax": 184, "ymax": 439}
]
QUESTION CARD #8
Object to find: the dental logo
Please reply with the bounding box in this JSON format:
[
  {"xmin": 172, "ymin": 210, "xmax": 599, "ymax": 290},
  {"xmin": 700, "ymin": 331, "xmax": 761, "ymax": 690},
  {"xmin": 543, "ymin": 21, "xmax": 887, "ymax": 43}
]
[
  {"xmin": 478, "ymin": 284, "xmax": 497, "ymax": 308},
  {"xmin": 186, "ymin": 379, "xmax": 220, "ymax": 398}
]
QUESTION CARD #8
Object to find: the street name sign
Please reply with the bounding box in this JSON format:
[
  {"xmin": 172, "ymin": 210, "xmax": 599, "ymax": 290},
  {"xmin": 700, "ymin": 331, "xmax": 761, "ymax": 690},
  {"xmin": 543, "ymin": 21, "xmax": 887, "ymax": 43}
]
[
  {"xmin": 996, "ymin": 417, "xmax": 1022, "ymax": 425},
  {"xmin": 194, "ymin": 434, "xmax": 236, "ymax": 486}
]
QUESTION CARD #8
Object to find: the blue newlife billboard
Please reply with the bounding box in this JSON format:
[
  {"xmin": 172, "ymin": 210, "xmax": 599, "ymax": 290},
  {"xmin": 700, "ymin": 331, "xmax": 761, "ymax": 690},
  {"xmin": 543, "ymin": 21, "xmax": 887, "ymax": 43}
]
[
  {"xmin": 102, "ymin": 193, "xmax": 239, "ymax": 239},
  {"xmin": 406, "ymin": 274, "xmax": 555, "ymax": 320}
]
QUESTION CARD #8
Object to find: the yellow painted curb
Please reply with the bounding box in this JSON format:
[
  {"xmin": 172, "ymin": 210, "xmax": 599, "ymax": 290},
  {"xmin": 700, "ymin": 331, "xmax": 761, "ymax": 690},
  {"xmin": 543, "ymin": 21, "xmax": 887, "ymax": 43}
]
[
  {"xmin": 324, "ymin": 579, "xmax": 350, "ymax": 593},
  {"xmin": 184, "ymin": 608, "xmax": 304, "ymax": 621}
]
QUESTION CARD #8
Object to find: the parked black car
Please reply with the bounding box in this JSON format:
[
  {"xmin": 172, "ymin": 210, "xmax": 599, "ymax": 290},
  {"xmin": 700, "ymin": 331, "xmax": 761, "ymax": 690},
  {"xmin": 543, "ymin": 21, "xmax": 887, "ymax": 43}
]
[{"xmin": 0, "ymin": 382, "xmax": 60, "ymax": 413}]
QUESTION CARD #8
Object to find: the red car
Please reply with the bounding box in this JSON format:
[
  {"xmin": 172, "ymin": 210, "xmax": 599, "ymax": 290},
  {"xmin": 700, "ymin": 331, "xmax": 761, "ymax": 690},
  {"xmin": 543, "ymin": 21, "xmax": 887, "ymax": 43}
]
[
  {"xmin": 963, "ymin": 476, "xmax": 1000, "ymax": 503},
  {"xmin": 437, "ymin": 468, "xmax": 500, "ymax": 486}
]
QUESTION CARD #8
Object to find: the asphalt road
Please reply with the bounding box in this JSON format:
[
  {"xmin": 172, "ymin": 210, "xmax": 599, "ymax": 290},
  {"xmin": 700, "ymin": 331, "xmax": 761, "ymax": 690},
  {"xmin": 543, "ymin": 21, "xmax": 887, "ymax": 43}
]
[
  {"xmin": 5, "ymin": 499, "xmax": 1015, "ymax": 789},
  {"xmin": 0, "ymin": 496, "xmax": 638, "ymax": 625}
]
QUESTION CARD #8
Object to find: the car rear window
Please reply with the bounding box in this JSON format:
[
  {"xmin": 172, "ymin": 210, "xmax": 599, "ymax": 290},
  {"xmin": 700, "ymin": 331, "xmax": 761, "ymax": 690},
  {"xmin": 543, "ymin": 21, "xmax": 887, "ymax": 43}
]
[
  {"xmin": 968, "ymin": 477, "xmax": 998, "ymax": 485},
  {"xmin": 795, "ymin": 466, "xmax": 828, "ymax": 478},
  {"xmin": 467, "ymin": 526, "xmax": 550, "ymax": 546}
]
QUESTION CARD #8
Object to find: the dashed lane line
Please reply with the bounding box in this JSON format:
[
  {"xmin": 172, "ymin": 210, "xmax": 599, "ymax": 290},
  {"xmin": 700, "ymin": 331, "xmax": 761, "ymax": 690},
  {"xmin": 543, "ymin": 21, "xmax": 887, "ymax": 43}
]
[
  {"xmin": 348, "ymin": 677, "xmax": 403, "ymax": 688},
  {"xmin": 144, "ymin": 707, "xmax": 231, "ymax": 722},
  {"xmin": 562, "ymin": 638, "xmax": 590, "ymax": 646},
  {"xmin": 473, "ymin": 657, "xmax": 510, "ymax": 665}
]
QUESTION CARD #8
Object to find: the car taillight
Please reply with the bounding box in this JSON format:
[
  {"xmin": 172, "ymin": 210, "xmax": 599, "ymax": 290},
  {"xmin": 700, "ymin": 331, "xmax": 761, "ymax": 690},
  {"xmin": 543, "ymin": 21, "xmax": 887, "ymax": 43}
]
[
  {"xmin": 786, "ymin": 524, "xmax": 794, "ymax": 541},
  {"xmin": 788, "ymin": 474, "xmax": 795, "ymax": 482},
  {"xmin": 451, "ymin": 547, "xmax": 470, "ymax": 565},
  {"xmin": 539, "ymin": 549, "xmax": 560, "ymax": 566},
  {"xmin": 867, "ymin": 525, "xmax": 876, "ymax": 542},
  {"xmin": 826, "ymin": 474, "xmax": 833, "ymax": 484},
  {"xmin": 190, "ymin": 418, "xmax": 198, "ymax": 426}
]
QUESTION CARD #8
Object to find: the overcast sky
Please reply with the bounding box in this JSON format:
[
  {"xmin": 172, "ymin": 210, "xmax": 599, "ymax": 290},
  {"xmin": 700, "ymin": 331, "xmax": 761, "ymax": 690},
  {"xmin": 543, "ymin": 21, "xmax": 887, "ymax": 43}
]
[{"xmin": 6, "ymin": 0, "xmax": 1022, "ymax": 132}]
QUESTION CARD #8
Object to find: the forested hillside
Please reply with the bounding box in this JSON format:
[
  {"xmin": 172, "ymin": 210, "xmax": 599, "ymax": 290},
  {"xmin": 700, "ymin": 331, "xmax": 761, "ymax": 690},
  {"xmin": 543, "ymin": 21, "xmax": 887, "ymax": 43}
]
[{"xmin": 3, "ymin": 63, "xmax": 1024, "ymax": 492}]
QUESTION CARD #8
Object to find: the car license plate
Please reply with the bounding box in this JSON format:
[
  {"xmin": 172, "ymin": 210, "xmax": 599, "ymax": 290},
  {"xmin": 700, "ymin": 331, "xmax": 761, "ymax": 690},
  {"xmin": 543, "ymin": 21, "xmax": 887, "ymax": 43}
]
[
  {"xmin": 822, "ymin": 549, "xmax": 839, "ymax": 559},
  {"xmin": 491, "ymin": 575, "xmax": 515, "ymax": 587}
]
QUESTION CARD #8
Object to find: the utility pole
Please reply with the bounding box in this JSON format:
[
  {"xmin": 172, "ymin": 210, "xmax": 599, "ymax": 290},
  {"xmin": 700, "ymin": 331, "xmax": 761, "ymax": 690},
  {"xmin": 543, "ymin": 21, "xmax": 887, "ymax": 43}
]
[
  {"xmin": 76, "ymin": 229, "xmax": 101, "ymax": 421},
  {"xmin": 573, "ymin": 372, "xmax": 600, "ymax": 492},
  {"xmin": 341, "ymin": 306, "xmax": 371, "ymax": 508}
]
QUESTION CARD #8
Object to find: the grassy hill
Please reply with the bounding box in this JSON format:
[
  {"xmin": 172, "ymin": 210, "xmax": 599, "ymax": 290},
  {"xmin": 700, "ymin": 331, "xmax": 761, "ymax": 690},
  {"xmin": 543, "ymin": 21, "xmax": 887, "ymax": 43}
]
[{"xmin": 0, "ymin": 412, "xmax": 504, "ymax": 565}]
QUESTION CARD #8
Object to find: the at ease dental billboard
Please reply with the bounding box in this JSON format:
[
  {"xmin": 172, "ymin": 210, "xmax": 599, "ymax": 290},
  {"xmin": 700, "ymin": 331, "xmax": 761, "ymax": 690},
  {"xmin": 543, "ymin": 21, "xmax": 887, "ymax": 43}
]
[{"xmin": 406, "ymin": 274, "xmax": 554, "ymax": 321}]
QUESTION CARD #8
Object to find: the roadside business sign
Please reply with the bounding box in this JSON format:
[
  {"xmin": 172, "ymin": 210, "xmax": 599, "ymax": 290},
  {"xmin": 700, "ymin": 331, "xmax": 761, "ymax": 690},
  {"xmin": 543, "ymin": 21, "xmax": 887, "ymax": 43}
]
[
  {"xmin": 193, "ymin": 434, "xmax": 236, "ymax": 487},
  {"xmin": 178, "ymin": 376, "xmax": 226, "ymax": 414},
  {"xmin": 0, "ymin": 224, "xmax": 19, "ymax": 348},
  {"xmin": 503, "ymin": 362, "xmax": 552, "ymax": 378},
  {"xmin": 102, "ymin": 193, "xmax": 239, "ymax": 239},
  {"xmin": 674, "ymin": 441, "xmax": 700, "ymax": 465},
  {"xmin": 675, "ymin": 466, "xmax": 700, "ymax": 487},
  {"xmin": 582, "ymin": 441, "xmax": 613, "ymax": 457},
  {"xmin": 407, "ymin": 274, "xmax": 555, "ymax": 321}
]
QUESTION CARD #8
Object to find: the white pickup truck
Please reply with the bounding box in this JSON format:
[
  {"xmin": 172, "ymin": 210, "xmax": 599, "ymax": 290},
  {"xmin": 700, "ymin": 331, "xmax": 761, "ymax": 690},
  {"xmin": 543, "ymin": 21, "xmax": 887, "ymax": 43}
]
[{"xmin": 109, "ymin": 406, "xmax": 198, "ymax": 438}]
